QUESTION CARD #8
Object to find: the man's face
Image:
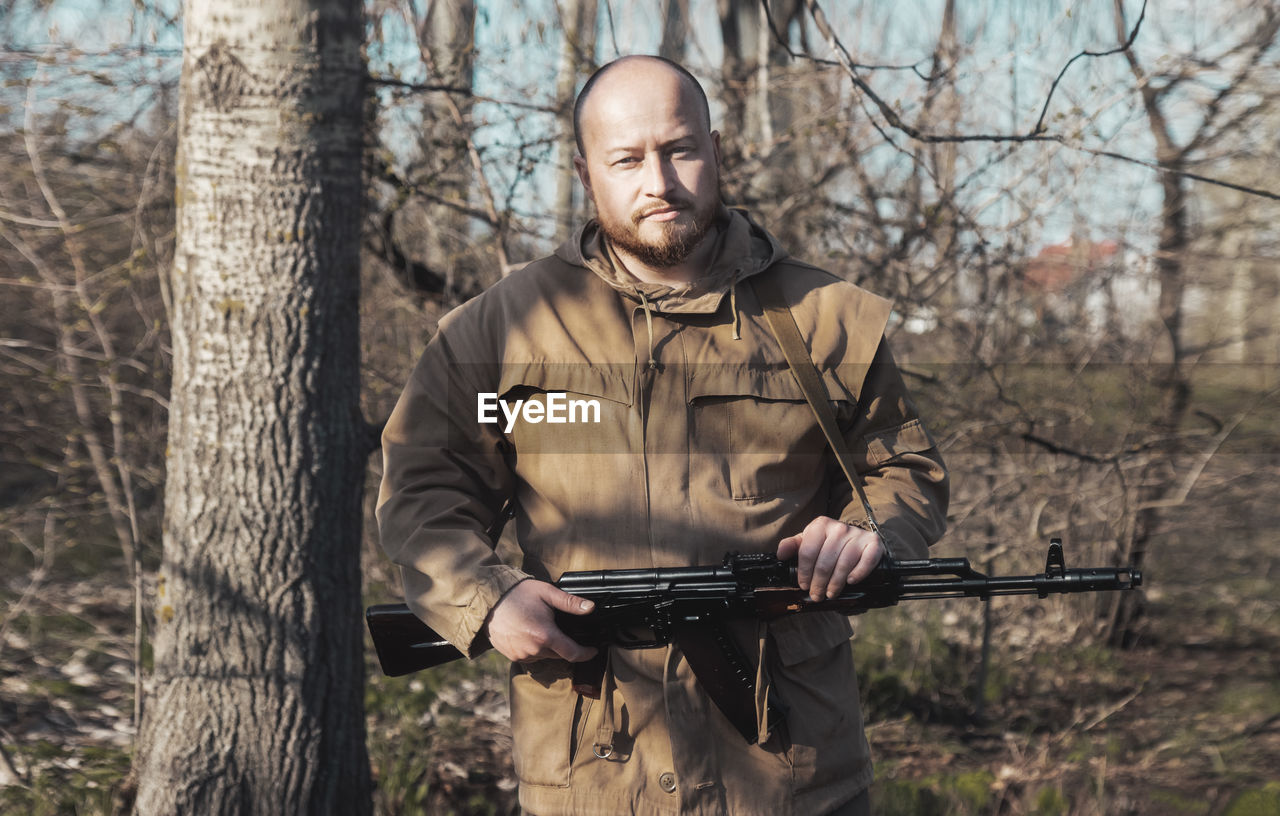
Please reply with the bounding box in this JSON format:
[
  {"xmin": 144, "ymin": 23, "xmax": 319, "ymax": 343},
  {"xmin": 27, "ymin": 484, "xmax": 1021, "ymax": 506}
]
[{"xmin": 574, "ymin": 63, "xmax": 721, "ymax": 269}]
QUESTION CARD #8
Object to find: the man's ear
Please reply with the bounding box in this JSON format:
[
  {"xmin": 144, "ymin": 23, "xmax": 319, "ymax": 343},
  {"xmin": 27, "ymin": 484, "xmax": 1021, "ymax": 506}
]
[
  {"xmin": 573, "ymin": 154, "xmax": 592, "ymax": 196},
  {"xmin": 711, "ymin": 130, "xmax": 721, "ymax": 165}
]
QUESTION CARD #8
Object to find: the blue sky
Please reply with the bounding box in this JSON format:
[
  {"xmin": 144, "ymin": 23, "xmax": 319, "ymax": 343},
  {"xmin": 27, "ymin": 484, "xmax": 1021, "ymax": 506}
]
[{"xmin": 6, "ymin": 0, "xmax": 1273, "ymax": 258}]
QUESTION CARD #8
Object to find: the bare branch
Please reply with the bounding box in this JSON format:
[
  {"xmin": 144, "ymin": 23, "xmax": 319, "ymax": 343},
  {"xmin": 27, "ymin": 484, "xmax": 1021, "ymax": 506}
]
[
  {"xmin": 1183, "ymin": 10, "xmax": 1280, "ymax": 155},
  {"xmin": 797, "ymin": 0, "xmax": 1280, "ymax": 201},
  {"xmin": 1079, "ymin": 146, "xmax": 1280, "ymax": 201},
  {"xmin": 760, "ymin": 0, "xmax": 943, "ymax": 81},
  {"xmin": 1031, "ymin": 0, "xmax": 1148, "ymax": 135}
]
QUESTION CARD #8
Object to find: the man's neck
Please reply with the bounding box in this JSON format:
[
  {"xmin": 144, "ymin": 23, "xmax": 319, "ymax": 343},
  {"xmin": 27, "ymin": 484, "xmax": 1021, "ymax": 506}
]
[{"xmin": 611, "ymin": 228, "xmax": 720, "ymax": 286}]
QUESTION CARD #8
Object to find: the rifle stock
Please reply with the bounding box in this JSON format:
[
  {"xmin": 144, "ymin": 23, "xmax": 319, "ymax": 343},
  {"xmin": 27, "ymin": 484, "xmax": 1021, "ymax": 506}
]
[{"xmin": 365, "ymin": 603, "xmax": 465, "ymax": 677}]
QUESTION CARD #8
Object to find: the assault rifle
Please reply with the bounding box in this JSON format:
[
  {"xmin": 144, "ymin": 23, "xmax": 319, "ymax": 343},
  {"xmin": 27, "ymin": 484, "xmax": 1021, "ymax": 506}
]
[{"xmin": 366, "ymin": 540, "xmax": 1141, "ymax": 743}]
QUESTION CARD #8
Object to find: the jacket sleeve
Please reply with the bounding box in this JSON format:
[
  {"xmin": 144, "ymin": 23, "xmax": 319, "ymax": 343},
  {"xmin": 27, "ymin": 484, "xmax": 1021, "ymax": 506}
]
[
  {"xmin": 830, "ymin": 339, "xmax": 949, "ymax": 561},
  {"xmin": 376, "ymin": 325, "xmax": 528, "ymax": 657}
]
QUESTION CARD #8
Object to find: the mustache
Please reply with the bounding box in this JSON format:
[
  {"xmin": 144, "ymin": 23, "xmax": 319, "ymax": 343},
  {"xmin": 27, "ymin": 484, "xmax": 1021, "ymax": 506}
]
[{"xmin": 632, "ymin": 201, "xmax": 689, "ymax": 223}]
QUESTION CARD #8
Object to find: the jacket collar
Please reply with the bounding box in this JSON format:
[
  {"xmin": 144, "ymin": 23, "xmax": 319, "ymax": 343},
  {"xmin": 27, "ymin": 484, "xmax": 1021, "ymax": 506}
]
[{"xmin": 555, "ymin": 207, "xmax": 789, "ymax": 315}]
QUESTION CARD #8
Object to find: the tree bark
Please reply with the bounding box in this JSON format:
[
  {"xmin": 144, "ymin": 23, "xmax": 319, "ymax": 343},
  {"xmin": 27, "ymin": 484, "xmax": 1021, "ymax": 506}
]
[
  {"xmin": 421, "ymin": 0, "xmax": 477, "ymax": 286},
  {"xmin": 718, "ymin": 0, "xmax": 763, "ymax": 150},
  {"xmin": 659, "ymin": 0, "xmax": 687, "ymax": 62},
  {"xmin": 131, "ymin": 0, "xmax": 371, "ymax": 810},
  {"xmin": 922, "ymin": 0, "xmax": 960, "ymax": 264},
  {"xmin": 554, "ymin": 0, "xmax": 597, "ymax": 243},
  {"xmin": 718, "ymin": 0, "xmax": 802, "ymax": 212},
  {"xmin": 1107, "ymin": 0, "xmax": 1191, "ymax": 647}
]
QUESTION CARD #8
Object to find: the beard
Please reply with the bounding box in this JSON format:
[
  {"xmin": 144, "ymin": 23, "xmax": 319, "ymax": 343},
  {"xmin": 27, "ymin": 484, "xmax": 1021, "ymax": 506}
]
[{"xmin": 595, "ymin": 196, "xmax": 718, "ymax": 269}]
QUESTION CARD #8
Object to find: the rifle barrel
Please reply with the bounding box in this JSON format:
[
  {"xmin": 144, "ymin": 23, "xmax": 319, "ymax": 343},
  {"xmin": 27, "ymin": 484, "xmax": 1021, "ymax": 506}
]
[{"xmin": 877, "ymin": 567, "xmax": 1141, "ymax": 602}]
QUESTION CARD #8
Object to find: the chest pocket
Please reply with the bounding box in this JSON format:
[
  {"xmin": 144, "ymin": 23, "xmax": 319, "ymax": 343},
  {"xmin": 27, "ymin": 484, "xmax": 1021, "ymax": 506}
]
[
  {"xmin": 688, "ymin": 367, "xmax": 840, "ymax": 501},
  {"xmin": 495, "ymin": 362, "xmax": 633, "ymax": 455}
]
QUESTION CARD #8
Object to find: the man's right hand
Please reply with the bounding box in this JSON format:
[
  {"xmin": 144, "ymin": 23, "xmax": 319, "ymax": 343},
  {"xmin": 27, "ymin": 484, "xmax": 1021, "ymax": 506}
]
[{"xmin": 485, "ymin": 579, "xmax": 599, "ymax": 663}]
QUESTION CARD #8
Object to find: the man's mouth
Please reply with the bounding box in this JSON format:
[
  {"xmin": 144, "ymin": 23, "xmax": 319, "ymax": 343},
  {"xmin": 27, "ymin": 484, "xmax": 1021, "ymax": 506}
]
[{"xmin": 635, "ymin": 204, "xmax": 685, "ymax": 223}]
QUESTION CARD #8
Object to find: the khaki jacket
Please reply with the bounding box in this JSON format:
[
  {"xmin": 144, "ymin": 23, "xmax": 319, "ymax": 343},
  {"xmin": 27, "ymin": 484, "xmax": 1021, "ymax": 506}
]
[{"xmin": 377, "ymin": 209, "xmax": 948, "ymax": 815}]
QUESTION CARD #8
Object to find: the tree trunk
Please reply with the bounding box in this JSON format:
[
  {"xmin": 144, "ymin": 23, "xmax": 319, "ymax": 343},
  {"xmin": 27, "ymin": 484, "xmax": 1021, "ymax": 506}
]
[
  {"xmin": 659, "ymin": 0, "xmax": 687, "ymax": 62},
  {"xmin": 718, "ymin": 0, "xmax": 761, "ymax": 153},
  {"xmin": 131, "ymin": 0, "xmax": 371, "ymax": 810},
  {"xmin": 1106, "ymin": 0, "xmax": 1192, "ymax": 647},
  {"xmin": 554, "ymin": 0, "xmax": 597, "ymax": 243},
  {"xmin": 718, "ymin": 0, "xmax": 801, "ymax": 213},
  {"xmin": 923, "ymin": 0, "xmax": 960, "ymax": 264},
  {"xmin": 422, "ymin": 0, "xmax": 477, "ymax": 287}
]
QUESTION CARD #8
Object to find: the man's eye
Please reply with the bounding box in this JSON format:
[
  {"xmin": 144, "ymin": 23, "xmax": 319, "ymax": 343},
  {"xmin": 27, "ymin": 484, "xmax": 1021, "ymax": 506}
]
[{"xmin": 615, "ymin": 157, "xmax": 640, "ymax": 166}]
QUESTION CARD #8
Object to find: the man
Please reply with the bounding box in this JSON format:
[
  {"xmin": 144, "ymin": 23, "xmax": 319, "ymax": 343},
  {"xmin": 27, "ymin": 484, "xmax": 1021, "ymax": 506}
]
[{"xmin": 378, "ymin": 55, "xmax": 948, "ymax": 815}]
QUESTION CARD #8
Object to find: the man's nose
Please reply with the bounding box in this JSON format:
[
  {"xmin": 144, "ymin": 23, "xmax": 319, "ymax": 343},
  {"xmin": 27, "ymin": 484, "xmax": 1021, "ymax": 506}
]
[{"xmin": 642, "ymin": 156, "xmax": 676, "ymax": 197}]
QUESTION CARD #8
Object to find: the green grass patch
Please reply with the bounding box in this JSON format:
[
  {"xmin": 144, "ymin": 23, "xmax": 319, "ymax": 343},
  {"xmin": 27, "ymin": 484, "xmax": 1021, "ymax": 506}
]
[
  {"xmin": 872, "ymin": 777, "xmax": 952, "ymax": 816},
  {"xmin": 1215, "ymin": 680, "xmax": 1280, "ymax": 719},
  {"xmin": 365, "ymin": 647, "xmax": 510, "ymax": 815},
  {"xmin": 1149, "ymin": 787, "xmax": 1210, "ymax": 814},
  {"xmin": 0, "ymin": 740, "xmax": 130, "ymax": 816},
  {"xmin": 1223, "ymin": 782, "xmax": 1280, "ymax": 816},
  {"xmin": 23, "ymin": 674, "xmax": 99, "ymax": 702},
  {"xmin": 871, "ymin": 770, "xmax": 996, "ymax": 816},
  {"xmin": 853, "ymin": 606, "xmax": 975, "ymax": 722},
  {"xmin": 1031, "ymin": 785, "xmax": 1068, "ymax": 815},
  {"xmin": 8, "ymin": 610, "xmax": 98, "ymax": 642}
]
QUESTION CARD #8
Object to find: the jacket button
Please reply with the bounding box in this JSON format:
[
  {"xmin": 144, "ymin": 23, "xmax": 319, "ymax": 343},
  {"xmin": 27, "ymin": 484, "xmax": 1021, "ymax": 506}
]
[{"xmin": 658, "ymin": 772, "xmax": 677, "ymax": 793}]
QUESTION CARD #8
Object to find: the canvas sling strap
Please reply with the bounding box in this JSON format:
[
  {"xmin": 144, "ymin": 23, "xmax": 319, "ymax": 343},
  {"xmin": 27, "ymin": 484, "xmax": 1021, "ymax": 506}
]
[{"xmin": 748, "ymin": 273, "xmax": 884, "ymax": 543}]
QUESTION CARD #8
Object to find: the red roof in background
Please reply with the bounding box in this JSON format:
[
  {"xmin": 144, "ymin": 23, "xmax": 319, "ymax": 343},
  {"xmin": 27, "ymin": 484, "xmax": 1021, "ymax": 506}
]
[{"xmin": 1024, "ymin": 238, "xmax": 1120, "ymax": 293}]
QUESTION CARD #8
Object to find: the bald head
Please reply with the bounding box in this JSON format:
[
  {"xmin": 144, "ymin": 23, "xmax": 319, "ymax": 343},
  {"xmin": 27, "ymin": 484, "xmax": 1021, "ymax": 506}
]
[
  {"xmin": 573, "ymin": 56, "xmax": 712, "ymax": 158},
  {"xmin": 569, "ymin": 55, "xmax": 722, "ymax": 280}
]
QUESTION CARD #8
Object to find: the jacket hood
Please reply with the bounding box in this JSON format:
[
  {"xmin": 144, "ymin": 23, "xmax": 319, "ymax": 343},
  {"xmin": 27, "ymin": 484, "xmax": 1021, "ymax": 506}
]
[{"xmin": 553, "ymin": 207, "xmax": 789, "ymax": 315}]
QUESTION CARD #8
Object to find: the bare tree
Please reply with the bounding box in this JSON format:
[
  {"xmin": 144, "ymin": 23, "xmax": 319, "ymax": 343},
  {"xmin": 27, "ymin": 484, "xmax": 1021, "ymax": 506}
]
[
  {"xmin": 1, "ymin": 29, "xmax": 177, "ymax": 788},
  {"xmin": 1101, "ymin": 0, "xmax": 1280, "ymax": 644},
  {"xmin": 419, "ymin": 0, "xmax": 478, "ymax": 283},
  {"xmin": 717, "ymin": 0, "xmax": 804, "ymax": 210},
  {"xmin": 660, "ymin": 0, "xmax": 688, "ymax": 62},
  {"xmin": 130, "ymin": 0, "xmax": 372, "ymax": 809},
  {"xmin": 554, "ymin": 0, "xmax": 598, "ymax": 242}
]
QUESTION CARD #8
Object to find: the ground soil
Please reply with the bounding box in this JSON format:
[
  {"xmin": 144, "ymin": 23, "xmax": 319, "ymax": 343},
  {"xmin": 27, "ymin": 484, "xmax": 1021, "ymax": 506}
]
[{"xmin": 2, "ymin": 521, "xmax": 1276, "ymax": 815}]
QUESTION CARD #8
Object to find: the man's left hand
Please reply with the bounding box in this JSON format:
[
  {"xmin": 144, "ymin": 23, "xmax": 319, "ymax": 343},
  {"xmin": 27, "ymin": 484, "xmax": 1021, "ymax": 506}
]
[{"xmin": 777, "ymin": 516, "xmax": 883, "ymax": 602}]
